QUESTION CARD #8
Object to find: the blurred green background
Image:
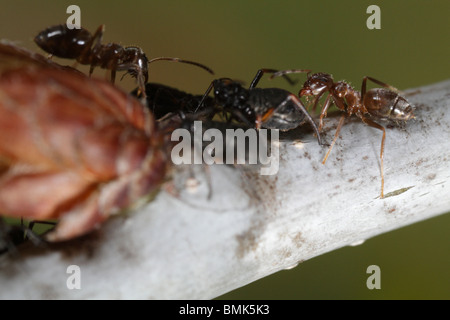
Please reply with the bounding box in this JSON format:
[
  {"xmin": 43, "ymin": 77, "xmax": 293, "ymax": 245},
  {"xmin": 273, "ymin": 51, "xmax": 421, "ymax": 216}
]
[{"xmin": 0, "ymin": 0, "xmax": 448, "ymax": 299}]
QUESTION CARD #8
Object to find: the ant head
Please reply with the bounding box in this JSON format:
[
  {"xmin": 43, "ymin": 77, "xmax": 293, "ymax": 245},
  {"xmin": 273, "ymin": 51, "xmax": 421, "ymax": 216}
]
[
  {"xmin": 34, "ymin": 25, "xmax": 92, "ymax": 59},
  {"xmin": 212, "ymin": 78, "xmax": 249, "ymax": 109},
  {"xmin": 300, "ymin": 72, "xmax": 334, "ymax": 96},
  {"xmin": 123, "ymin": 47, "xmax": 149, "ymax": 82}
]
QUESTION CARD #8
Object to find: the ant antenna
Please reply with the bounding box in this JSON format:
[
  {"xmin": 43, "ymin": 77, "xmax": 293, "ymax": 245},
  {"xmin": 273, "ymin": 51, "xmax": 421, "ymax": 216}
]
[
  {"xmin": 269, "ymin": 69, "xmax": 312, "ymax": 80},
  {"xmin": 147, "ymin": 57, "xmax": 214, "ymax": 75}
]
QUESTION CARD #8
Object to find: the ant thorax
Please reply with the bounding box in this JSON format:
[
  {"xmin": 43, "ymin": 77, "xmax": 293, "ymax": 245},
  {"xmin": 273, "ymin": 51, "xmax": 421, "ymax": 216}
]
[
  {"xmin": 333, "ymin": 81, "xmax": 365, "ymax": 115},
  {"xmin": 213, "ymin": 80, "xmax": 249, "ymax": 108}
]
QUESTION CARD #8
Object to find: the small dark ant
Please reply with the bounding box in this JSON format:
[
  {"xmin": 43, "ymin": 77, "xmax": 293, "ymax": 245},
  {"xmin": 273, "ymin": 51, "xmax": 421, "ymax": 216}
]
[
  {"xmin": 271, "ymin": 70, "xmax": 415, "ymax": 198},
  {"xmin": 0, "ymin": 217, "xmax": 53, "ymax": 255},
  {"xmin": 196, "ymin": 69, "xmax": 325, "ymax": 146},
  {"xmin": 34, "ymin": 24, "xmax": 214, "ymax": 98},
  {"xmin": 0, "ymin": 217, "xmax": 23, "ymax": 255}
]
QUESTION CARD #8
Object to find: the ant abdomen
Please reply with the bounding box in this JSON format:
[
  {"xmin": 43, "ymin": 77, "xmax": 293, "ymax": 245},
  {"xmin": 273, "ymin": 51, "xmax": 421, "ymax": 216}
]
[
  {"xmin": 364, "ymin": 88, "xmax": 414, "ymax": 121},
  {"xmin": 248, "ymin": 88, "xmax": 306, "ymax": 131},
  {"xmin": 34, "ymin": 24, "xmax": 92, "ymax": 59}
]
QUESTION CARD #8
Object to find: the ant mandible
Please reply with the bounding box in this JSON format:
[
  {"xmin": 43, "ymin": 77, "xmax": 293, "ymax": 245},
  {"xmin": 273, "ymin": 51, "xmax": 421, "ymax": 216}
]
[
  {"xmin": 196, "ymin": 69, "xmax": 326, "ymax": 146},
  {"xmin": 34, "ymin": 24, "xmax": 214, "ymax": 98},
  {"xmin": 271, "ymin": 70, "xmax": 415, "ymax": 198}
]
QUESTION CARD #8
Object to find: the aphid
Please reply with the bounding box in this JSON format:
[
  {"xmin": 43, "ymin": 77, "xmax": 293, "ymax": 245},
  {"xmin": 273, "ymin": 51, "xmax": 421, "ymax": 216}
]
[
  {"xmin": 197, "ymin": 69, "xmax": 325, "ymax": 145},
  {"xmin": 0, "ymin": 43, "xmax": 168, "ymax": 241},
  {"xmin": 271, "ymin": 70, "xmax": 415, "ymax": 198},
  {"xmin": 34, "ymin": 24, "xmax": 215, "ymax": 98}
]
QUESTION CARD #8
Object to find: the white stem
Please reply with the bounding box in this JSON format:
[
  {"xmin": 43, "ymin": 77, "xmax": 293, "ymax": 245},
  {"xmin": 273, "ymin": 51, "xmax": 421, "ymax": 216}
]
[{"xmin": 1, "ymin": 79, "xmax": 449, "ymax": 299}]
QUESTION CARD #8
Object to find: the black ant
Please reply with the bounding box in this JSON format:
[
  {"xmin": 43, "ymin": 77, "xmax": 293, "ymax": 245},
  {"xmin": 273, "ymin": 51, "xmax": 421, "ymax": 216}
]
[
  {"xmin": 34, "ymin": 24, "xmax": 214, "ymax": 98},
  {"xmin": 0, "ymin": 217, "xmax": 53, "ymax": 255},
  {"xmin": 196, "ymin": 69, "xmax": 325, "ymax": 146},
  {"xmin": 0, "ymin": 217, "xmax": 23, "ymax": 255},
  {"xmin": 271, "ymin": 70, "xmax": 415, "ymax": 198}
]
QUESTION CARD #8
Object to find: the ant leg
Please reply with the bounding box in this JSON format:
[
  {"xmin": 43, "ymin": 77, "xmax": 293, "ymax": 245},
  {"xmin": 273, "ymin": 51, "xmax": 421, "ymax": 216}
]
[
  {"xmin": 317, "ymin": 93, "xmax": 332, "ymax": 131},
  {"xmin": 322, "ymin": 114, "xmax": 346, "ymax": 164},
  {"xmin": 88, "ymin": 65, "xmax": 95, "ymax": 77},
  {"xmin": 147, "ymin": 57, "xmax": 214, "ymax": 75},
  {"xmin": 309, "ymin": 91, "xmax": 324, "ymax": 112},
  {"xmin": 26, "ymin": 220, "xmax": 55, "ymax": 245},
  {"xmin": 250, "ymin": 69, "xmax": 275, "ymax": 89},
  {"xmin": 256, "ymin": 108, "xmax": 275, "ymax": 129},
  {"xmin": 269, "ymin": 69, "xmax": 312, "ymax": 82},
  {"xmin": 249, "ymin": 69, "xmax": 278, "ymax": 89},
  {"xmin": 249, "ymin": 69, "xmax": 284, "ymax": 89},
  {"xmin": 110, "ymin": 69, "xmax": 116, "ymax": 84},
  {"xmin": 195, "ymin": 81, "xmax": 215, "ymax": 113},
  {"xmin": 142, "ymin": 101, "xmax": 153, "ymax": 135},
  {"xmin": 135, "ymin": 71, "xmax": 147, "ymax": 100},
  {"xmin": 361, "ymin": 76, "xmax": 400, "ymax": 100},
  {"xmin": 90, "ymin": 24, "xmax": 105, "ymax": 49},
  {"xmin": 360, "ymin": 116, "xmax": 386, "ymax": 199},
  {"xmin": 249, "ymin": 69, "xmax": 298, "ymax": 89},
  {"xmin": 283, "ymin": 94, "xmax": 325, "ymax": 146},
  {"xmin": 80, "ymin": 24, "xmax": 105, "ymax": 63},
  {"xmin": 27, "ymin": 220, "xmax": 56, "ymax": 232}
]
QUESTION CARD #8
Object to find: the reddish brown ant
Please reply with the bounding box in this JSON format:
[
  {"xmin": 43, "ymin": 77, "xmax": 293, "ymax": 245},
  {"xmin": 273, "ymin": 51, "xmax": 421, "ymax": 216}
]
[
  {"xmin": 34, "ymin": 24, "xmax": 214, "ymax": 98},
  {"xmin": 271, "ymin": 70, "xmax": 415, "ymax": 198}
]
